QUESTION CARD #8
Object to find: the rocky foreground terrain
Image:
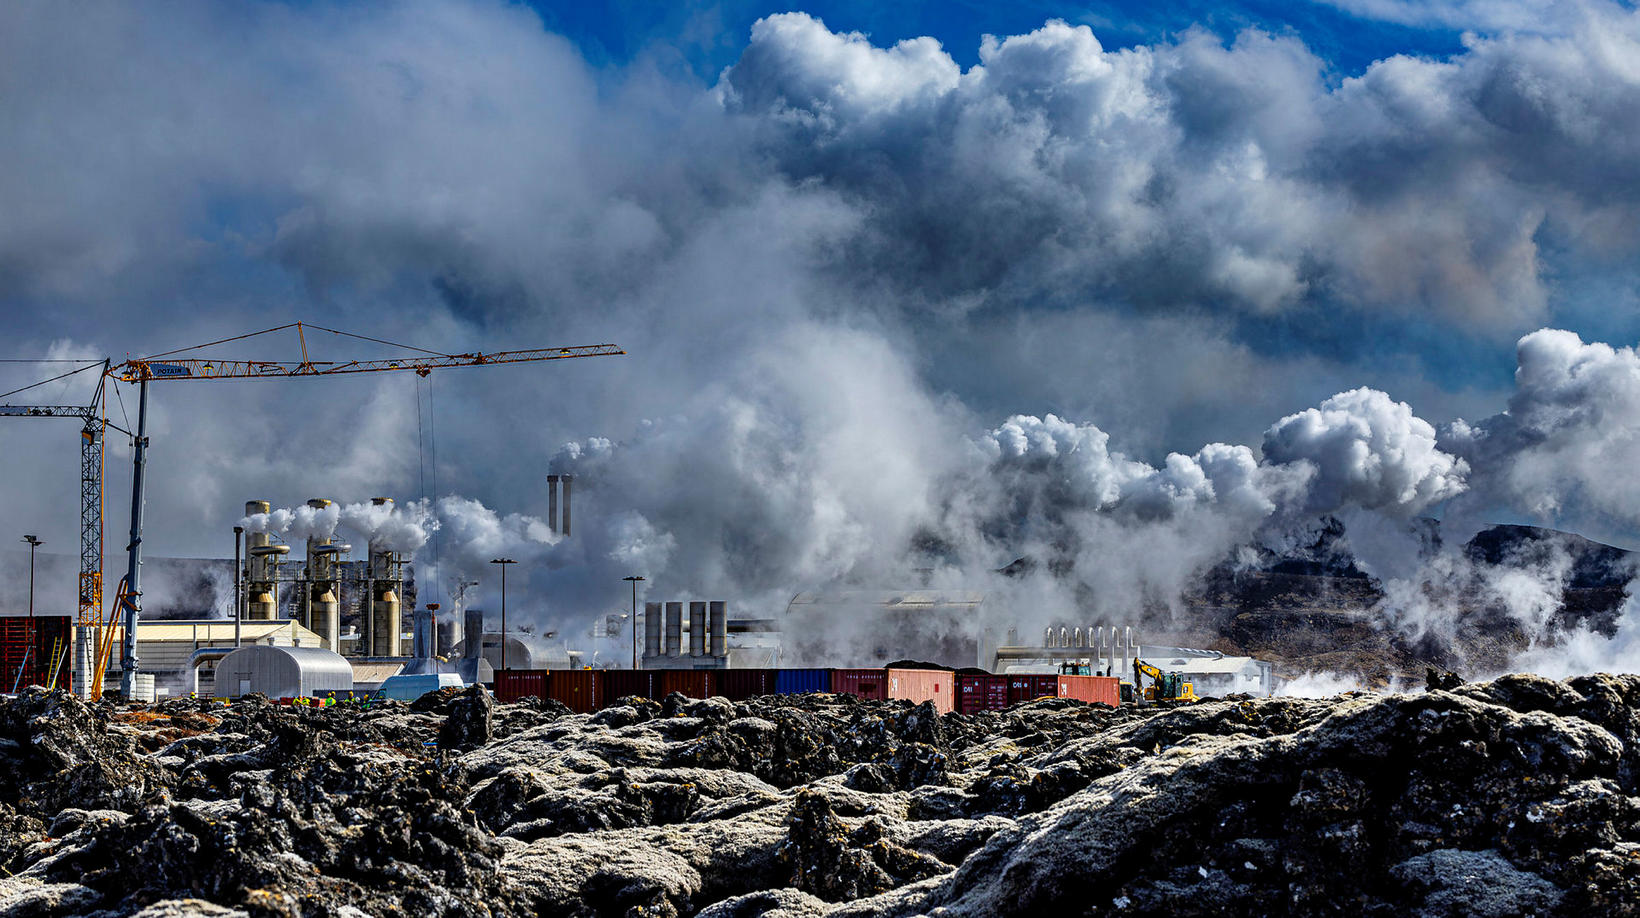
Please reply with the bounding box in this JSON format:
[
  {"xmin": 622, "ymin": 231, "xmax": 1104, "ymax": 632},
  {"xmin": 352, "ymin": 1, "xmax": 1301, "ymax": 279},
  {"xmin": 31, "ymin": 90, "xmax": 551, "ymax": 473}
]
[{"xmin": 2, "ymin": 678, "xmax": 1639, "ymax": 917}]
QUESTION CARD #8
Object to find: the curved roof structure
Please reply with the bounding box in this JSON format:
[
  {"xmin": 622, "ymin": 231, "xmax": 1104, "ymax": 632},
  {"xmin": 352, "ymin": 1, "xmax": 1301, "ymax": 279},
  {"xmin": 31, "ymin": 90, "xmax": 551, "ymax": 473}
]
[{"xmin": 215, "ymin": 644, "xmax": 353, "ymax": 699}]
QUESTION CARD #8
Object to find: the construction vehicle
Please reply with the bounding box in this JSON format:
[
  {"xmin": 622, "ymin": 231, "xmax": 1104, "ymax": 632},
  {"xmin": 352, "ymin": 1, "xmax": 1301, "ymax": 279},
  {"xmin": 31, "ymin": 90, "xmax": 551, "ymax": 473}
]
[{"xmin": 1130, "ymin": 658, "xmax": 1199, "ymax": 703}]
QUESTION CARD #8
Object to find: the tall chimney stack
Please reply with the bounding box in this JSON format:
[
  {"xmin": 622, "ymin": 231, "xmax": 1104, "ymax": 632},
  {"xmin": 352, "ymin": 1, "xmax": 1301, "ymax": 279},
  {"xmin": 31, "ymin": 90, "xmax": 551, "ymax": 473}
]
[
  {"xmin": 561, "ymin": 475, "xmax": 572, "ymax": 537},
  {"xmin": 546, "ymin": 474, "xmax": 559, "ymax": 534}
]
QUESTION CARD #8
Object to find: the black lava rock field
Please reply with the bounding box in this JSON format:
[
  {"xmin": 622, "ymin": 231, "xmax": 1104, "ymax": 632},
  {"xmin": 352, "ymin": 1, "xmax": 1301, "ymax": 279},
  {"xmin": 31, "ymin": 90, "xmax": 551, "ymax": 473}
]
[{"xmin": 3, "ymin": 676, "xmax": 1640, "ymax": 917}]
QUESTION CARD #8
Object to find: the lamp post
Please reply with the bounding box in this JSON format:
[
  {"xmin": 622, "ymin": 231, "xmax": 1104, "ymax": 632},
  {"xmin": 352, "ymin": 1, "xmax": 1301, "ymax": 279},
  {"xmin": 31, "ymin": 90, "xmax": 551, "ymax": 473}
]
[
  {"xmin": 623, "ymin": 575, "xmax": 644, "ymax": 669},
  {"xmin": 232, "ymin": 526, "xmax": 243, "ymax": 648},
  {"xmin": 490, "ymin": 558, "xmax": 516, "ymax": 671},
  {"xmin": 21, "ymin": 535, "xmax": 42, "ymax": 620}
]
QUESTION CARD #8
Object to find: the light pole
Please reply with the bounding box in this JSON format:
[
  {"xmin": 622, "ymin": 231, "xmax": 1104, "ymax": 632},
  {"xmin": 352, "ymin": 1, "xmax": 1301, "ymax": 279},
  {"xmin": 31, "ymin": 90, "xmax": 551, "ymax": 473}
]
[
  {"xmin": 232, "ymin": 526, "xmax": 243, "ymax": 648},
  {"xmin": 21, "ymin": 535, "xmax": 42, "ymax": 620},
  {"xmin": 490, "ymin": 558, "xmax": 515, "ymax": 671},
  {"xmin": 623, "ymin": 575, "xmax": 644, "ymax": 669}
]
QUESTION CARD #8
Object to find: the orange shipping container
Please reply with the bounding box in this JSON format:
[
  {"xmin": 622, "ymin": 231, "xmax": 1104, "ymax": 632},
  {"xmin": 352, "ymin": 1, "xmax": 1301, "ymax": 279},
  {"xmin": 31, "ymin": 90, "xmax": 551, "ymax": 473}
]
[
  {"xmin": 886, "ymin": 668, "xmax": 955, "ymax": 713},
  {"xmin": 1057, "ymin": 674, "xmax": 1120, "ymax": 707}
]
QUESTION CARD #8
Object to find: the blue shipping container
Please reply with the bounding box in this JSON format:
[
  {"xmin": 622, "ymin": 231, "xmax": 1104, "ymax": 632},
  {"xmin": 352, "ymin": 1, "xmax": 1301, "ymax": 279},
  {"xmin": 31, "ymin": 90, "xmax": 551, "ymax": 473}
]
[{"xmin": 775, "ymin": 668, "xmax": 832, "ymax": 694}]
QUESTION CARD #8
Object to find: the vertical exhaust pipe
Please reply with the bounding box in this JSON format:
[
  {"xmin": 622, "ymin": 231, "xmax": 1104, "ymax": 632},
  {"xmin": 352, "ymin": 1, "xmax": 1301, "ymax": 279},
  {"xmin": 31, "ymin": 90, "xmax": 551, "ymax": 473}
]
[
  {"xmin": 664, "ymin": 601, "xmax": 682, "ymax": 656},
  {"xmin": 709, "ymin": 601, "xmax": 727, "ymax": 660},
  {"xmin": 561, "ymin": 475, "xmax": 572, "ymax": 537},
  {"xmin": 643, "ymin": 602, "xmax": 661, "ymax": 663},
  {"xmin": 689, "ymin": 601, "xmax": 706, "ymax": 658},
  {"xmin": 547, "ymin": 474, "xmax": 559, "ymax": 534},
  {"xmin": 464, "ymin": 608, "xmax": 483, "ymax": 660}
]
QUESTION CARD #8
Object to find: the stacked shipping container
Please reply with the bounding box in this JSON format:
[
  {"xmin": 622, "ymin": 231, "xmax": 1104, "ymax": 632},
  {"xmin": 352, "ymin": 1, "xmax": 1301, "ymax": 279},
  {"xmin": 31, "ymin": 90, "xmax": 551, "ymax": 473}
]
[
  {"xmin": 1056, "ymin": 675, "xmax": 1120, "ymax": 707},
  {"xmin": 956, "ymin": 674, "xmax": 1010, "ymax": 714},
  {"xmin": 455, "ymin": 667, "xmax": 1129, "ymax": 716},
  {"xmin": 886, "ymin": 667, "xmax": 954, "ymax": 713},
  {"xmin": 830, "ymin": 669, "xmax": 887, "ymax": 700},
  {"xmin": 1008, "ymin": 674, "xmax": 1059, "ymax": 705}
]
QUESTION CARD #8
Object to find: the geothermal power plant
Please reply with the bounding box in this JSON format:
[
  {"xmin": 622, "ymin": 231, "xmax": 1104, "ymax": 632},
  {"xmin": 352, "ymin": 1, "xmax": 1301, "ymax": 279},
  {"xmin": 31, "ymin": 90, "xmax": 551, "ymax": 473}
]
[{"xmin": 4, "ymin": 462, "xmax": 1272, "ymax": 708}]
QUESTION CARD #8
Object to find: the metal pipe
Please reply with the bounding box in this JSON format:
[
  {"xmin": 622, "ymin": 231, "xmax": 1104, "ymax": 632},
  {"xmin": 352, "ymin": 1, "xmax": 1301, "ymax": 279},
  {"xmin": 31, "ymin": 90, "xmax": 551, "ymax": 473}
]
[
  {"xmin": 120, "ymin": 374, "xmax": 149, "ymax": 697},
  {"xmin": 188, "ymin": 646, "xmax": 240, "ymax": 695}
]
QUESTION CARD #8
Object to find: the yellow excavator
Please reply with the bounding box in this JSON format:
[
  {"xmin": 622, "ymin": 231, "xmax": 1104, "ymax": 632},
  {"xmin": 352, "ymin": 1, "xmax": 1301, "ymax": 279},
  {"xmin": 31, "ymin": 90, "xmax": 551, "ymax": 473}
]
[{"xmin": 1130, "ymin": 659, "xmax": 1199, "ymax": 703}]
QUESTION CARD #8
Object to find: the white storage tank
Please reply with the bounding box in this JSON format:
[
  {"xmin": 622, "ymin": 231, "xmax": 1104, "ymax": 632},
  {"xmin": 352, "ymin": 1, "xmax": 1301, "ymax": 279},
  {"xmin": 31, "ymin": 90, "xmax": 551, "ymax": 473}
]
[{"xmin": 215, "ymin": 644, "xmax": 354, "ymax": 699}]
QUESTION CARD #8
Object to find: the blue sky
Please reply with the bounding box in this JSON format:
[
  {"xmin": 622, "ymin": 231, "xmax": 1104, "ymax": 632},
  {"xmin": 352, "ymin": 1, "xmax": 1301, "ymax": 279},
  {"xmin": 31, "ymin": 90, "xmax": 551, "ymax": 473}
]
[{"xmin": 525, "ymin": 0, "xmax": 1465, "ymax": 81}]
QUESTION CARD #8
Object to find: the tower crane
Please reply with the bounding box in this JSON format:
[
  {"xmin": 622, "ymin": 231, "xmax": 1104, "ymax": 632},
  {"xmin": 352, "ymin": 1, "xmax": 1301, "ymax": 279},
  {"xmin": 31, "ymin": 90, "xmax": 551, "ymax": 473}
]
[
  {"xmin": 104, "ymin": 322, "xmax": 623, "ymax": 698},
  {"xmin": 0, "ymin": 361, "xmax": 111, "ymax": 677}
]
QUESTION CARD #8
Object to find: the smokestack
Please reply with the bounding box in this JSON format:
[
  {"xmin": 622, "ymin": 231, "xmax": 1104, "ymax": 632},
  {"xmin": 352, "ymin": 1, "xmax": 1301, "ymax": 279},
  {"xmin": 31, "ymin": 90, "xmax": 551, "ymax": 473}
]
[
  {"xmin": 547, "ymin": 474, "xmax": 559, "ymax": 534},
  {"xmin": 244, "ymin": 500, "xmax": 279, "ymax": 620},
  {"xmin": 303, "ymin": 498, "xmax": 338, "ymax": 648},
  {"xmin": 561, "ymin": 475, "xmax": 572, "ymax": 537},
  {"xmin": 644, "ymin": 602, "xmax": 661, "ymax": 663},
  {"xmin": 464, "ymin": 608, "xmax": 483, "ymax": 660},
  {"xmin": 368, "ymin": 497, "xmax": 402, "ymax": 657},
  {"xmin": 664, "ymin": 601, "xmax": 682, "ymax": 657},
  {"xmin": 689, "ymin": 601, "xmax": 706, "ymax": 657},
  {"xmin": 710, "ymin": 600, "xmax": 727, "ymax": 660}
]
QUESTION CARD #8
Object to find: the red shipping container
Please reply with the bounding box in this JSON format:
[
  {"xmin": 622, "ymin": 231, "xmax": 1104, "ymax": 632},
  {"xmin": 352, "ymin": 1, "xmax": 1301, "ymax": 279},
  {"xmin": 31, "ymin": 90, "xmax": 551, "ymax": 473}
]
[
  {"xmin": 713, "ymin": 669, "xmax": 774, "ymax": 701},
  {"xmin": 494, "ymin": 670, "xmax": 548, "ymax": 703},
  {"xmin": 604, "ymin": 670, "xmax": 661, "ymax": 701},
  {"xmin": 831, "ymin": 668, "xmax": 887, "ymax": 700},
  {"xmin": 660, "ymin": 669, "xmax": 713, "ymax": 700},
  {"xmin": 548, "ymin": 670, "xmax": 602, "ymax": 714},
  {"xmin": 1057, "ymin": 675, "xmax": 1120, "ymax": 707},
  {"xmin": 887, "ymin": 668, "xmax": 954, "ymax": 713},
  {"xmin": 1008, "ymin": 674, "xmax": 1060, "ymax": 705},
  {"xmin": 956, "ymin": 674, "xmax": 1010, "ymax": 714}
]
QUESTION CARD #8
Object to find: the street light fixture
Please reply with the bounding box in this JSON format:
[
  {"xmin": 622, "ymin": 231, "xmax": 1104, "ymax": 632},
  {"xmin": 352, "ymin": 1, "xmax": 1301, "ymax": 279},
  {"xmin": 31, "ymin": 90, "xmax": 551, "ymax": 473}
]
[
  {"xmin": 21, "ymin": 535, "xmax": 42, "ymax": 620},
  {"xmin": 623, "ymin": 575, "xmax": 644, "ymax": 669},
  {"xmin": 490, "ymin": 558, "xmax": 516, "ymax": 670}
]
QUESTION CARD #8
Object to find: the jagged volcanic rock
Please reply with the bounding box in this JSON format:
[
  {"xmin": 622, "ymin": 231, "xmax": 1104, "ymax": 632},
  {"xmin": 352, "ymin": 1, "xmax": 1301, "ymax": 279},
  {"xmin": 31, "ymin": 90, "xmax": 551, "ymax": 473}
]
[{"xmin": 1, "ymin": 677, "xmax": 1639, "ymax": 917}]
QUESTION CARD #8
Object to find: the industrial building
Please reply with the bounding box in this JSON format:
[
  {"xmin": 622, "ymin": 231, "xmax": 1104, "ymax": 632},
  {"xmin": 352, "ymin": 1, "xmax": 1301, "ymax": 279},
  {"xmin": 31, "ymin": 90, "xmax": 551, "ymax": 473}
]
[
  {"xmin": 97, "ymin": 619, "xmax": 325, "ymax": 697},
  {"xmin": 782, "ymin": 591, "xmax": 989, "ymax": 669}
]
